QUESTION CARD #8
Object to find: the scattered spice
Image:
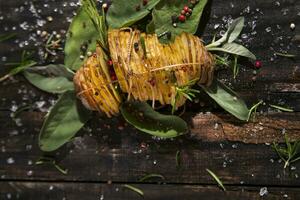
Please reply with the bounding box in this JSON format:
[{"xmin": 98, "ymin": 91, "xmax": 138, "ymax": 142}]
[
  {"xmin": 178, "ymin": 15, "xmax": 186, "ymax": 22},
  {"xmin": 254, "ymin": 60, "xmax": 262, "ymax": 69}
]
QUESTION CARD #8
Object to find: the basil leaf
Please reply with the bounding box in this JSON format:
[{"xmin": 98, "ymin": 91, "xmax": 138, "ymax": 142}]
[
  {"xmin": 151, "ymin": 0, "xmax": 208, "ymax": 43},
  {"xmin": 120, "ymin": 101, "xmax": 188, "ymax": 138},
  {"xmin": 208, "ymin": 43, "xmax": 256, "ymax": 60},
  {"xmin": 201, "ymin": 79, "xmax": 249, "ymax": 121},
  {"xmin": 39, "ymin": 91, "xmax": 91, "ymax": 151},
  {"xmin": 23, "ymin": 71, "xmax": 74, "ymax": 94},
  {"xmin": 107, "ymin": 0, "xmax": 161, "ymax": 29},
  {"xmin": 64, "ymin": 6, "xmax": 99, "ymax": 70},
  {"xmin": 26, "ymin": 64, "xmax": 74, "ymax": 79}
]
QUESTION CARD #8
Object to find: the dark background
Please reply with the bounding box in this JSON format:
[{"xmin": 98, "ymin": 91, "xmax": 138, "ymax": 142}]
[{"xmin": 0, "ymin": 0, "xmax": 300, "ymax": 199}]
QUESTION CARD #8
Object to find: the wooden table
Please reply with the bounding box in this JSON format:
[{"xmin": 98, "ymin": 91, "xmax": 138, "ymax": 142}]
[{"xmin": 1, "ymin": 0, "xmax": 300, "ymax": 199}]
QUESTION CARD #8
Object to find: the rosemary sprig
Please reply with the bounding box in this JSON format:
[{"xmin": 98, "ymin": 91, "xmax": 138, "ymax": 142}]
[
  {"xmin": 269, "ymin": 104, "xmax": 294, "ymax": 112},
  {"xmin": 139, "ymin": 174, "xmax": 165, "ymax": 182},
  {"xmin": 274, "ymin": 52, "xmax": 296, "ymax": 58},
  {"xmin": 0, "ymin": 33, "xmax": 16, "ymax": 42},
  {"xmin": 35, "ymin": 157, "xmax": 68, "ymax": 175},
  {"xmin": 171, "ymin": 79, "xmax": 200, "ymax": 114},
  {"xmin": 175, "ymin": 150, "xmax": 181, "ymax": 167},
  {"xmin": 123, "ymin": 184, "xmax": 144, "ymax": 196},
  {"xmin": 232, "ymin": 55, "xmax": 239, "ymax": 79},
  {"xmin": 0, "ymin": 51, "xmax": 36, "ymax": 82},
  {"xmin": 81, "ymin": 0, "xmax": 108, "ymax": 52},
  {"xmin": 272, "ymin": 134, "xmax": 300, "ymax": 169},
  {"xmin": 206, "ymin": 169, "xmax": 226, "ymax": 191}
]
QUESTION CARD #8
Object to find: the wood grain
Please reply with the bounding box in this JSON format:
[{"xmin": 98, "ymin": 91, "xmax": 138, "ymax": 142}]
[
  {"xmin": 1, "ymin": 182, "xmax": 300, "ymax": 200},
  {"xmin": 0, "ymin": 0, "xmax": 300, "ymax": 198}
]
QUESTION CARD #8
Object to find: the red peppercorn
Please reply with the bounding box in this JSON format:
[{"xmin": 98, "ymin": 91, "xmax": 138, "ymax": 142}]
[
  {"xmin": 183, "ymin": 6, "xmax": 190, "ymax": 13},
  {"xmin": 181, "ymin": 10, "xmax": 186, "ymax": 15},
  {"xmin": 178, "ymin": 15, "xmax": 186, "ymax": 22},
  {"xmin": 107, "ymin": 60, "xmax": 113, "ymax": 66},
  {"xmin": 143, "ymin": 0, "xmax": 148, "ymax": 6},
  {"xmin": 254, "ymin": 60, "xmax": 262, "ymax": 69}
]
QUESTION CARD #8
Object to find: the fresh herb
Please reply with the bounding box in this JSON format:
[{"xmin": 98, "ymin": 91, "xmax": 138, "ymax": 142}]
[
  {"xmin": 123, "ymin": 184, "xmax": 144, "ymax": 196},
  {"xmin": 140, "ymin": 36, "xmax": 147, "ymax": 58},
  {"xmin": 44, "ymin": 33, "xmax": 63, "ymax": 59},
  {"xmin": 150, "ymin": 0, "xmax": 208, "ymax": 43},
  {"xmin": 274, "ymin": 52, "xmax": 297, "ymax": 58},
  {"xmin": 232, "ymin": 55, "xmax": 239, "ymax": 79},
  {"xmin": 206, "ymin": 17, "xmax": 245, "ymax": 48},
  {"xmin": 176, "ymin": 150, "xmax": 181, "ymax": 167},
  {"xmin": 35, "ymin": 157, "xmax": 68, "ymax": 175},
  {"xmin": 202, "ymin": 79, "xmax": 250, "ymax": 121},
  {"xmin": 107, "ymin": 0, "xmax": 161, "ymax": 29},
  {"xmin": 120, "ymin": 101, "xmax": 188, "ymax": 138},
  {"xmin": 139, "ymin": 174, "xmax": 165, "ymax": 182},
  {"xmin": 0, "ymin": 33, "xmax": 16, "ymax": 42},
  {"xmin": 206, "ymin": 169, "xmax": 226, "ymax": 191},
  {"xmin": 24, "ymin": 64, "xmax": 75, "ymax": 94},
  {"xmin": 247, "ymin": 100, "xmax": 263, "ymax": 121},
  {"xmin": 208, "ymin": 43, "xmax": 256, "ymax": 60},
  {"xmin": 215, "ymin": 54, "xmax": 230, "ymax": 68},
  {"xmin": 272, "ymin": 134, "xmax": 300, "ymax": 169},
  {"xmin": 11, "ymin": 105, "xmax": 32, "ymax": 119},
  {"xmin": 206, "ymin": 17, "xmax": 256, "ymax": 60},
  {"xmin": 269, "ymin": 104, "xmax": 294, "ymax": 112},
  {"xmin": 0, "ymin": 51, "xmax": 36, "ymax": 82},
  {"xmin": 81, "ymin": 0, "xmax": 108, "ymax": 52},
  {"xmin": 171, "ymin": 79, "xmax": 200, "ymax": 114},
  {"xmin": 64, "ymin": 4, "xmax": 99, "ymax": 70},
  {"xmin": 39, "ymin": 91, "xmax": 91, "ymax": 151}
]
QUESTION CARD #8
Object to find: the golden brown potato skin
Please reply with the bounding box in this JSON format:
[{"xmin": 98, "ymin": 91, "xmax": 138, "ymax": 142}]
[{"xmin": 74, "ymin": 29, "xmax": 215, "ymax": 116}]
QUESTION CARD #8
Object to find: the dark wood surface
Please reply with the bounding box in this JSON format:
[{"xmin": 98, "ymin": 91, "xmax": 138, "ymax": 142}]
[{"xmin": 1, "ymin": 0, "xmax": 300, "ymax": 199}]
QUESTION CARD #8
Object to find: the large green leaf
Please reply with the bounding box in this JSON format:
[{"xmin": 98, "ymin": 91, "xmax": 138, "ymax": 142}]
[
  {"xmin": 23, "ymin": 65, "xmax": 75, "ymax": 94},
  {"xmin": 201, "ymin": 79, "xmax": 250, "ymax": 121},
  {"xmin": 107, "ymin": 0, "xmax": 161, "ymax": 28},
  {"xmin": 64, "ymin": 6, "xmax": 99, "ymax": 70},
  {"xmin": 39, "ymin": 91, "xmax": 91, "ymax": 151},
  {"xmin": 120, "ymin": 101, "xmax": 188, "ymax": 138},
  {"xmin": 150, "ymin": 0, "xmax": 208, "ymax": 43},
  {"xmin": 208, "ymin": 43, "xmax": 256, "ymax": 60}
]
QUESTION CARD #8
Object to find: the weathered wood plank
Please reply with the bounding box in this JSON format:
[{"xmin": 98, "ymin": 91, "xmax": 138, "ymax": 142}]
[
  {"xmin": 1, "ymin": 181, "xmax": 300, "ymax": 200},
  {"xmin": 190, "ymin": 112, "xmax": 300, "ymax": 143},
  {"xmin": 1, "ymin": 111, "xmax": 300, "ymax": 186}
]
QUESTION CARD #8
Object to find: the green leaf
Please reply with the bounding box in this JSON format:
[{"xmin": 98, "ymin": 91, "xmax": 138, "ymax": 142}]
[
  {"xmin": 123, "ymin": 185, "xmax": 144, "ymax": 196},
  {"xmin": 206, "ymin": 169, "xmax": 226, "ymax": 191},
  {"xmin": 151, "ymin": 0, "xmax": 208, "ymax": 43},
  {"xmin": 201, "ymin": 79, "xmax": 250, "ymax": 121},
  {"xmin": 120, "ymin": 101, "xmax": 188, "ymax": 138},
  {"xmin": 0, "ymin": 51, "xmax": 37, "ymax": 82},
  {"xmin": 39, "ymin": 91, "xmax": 91, "ymax": 151},
  {"xmin": 23, "ymin": 71, "xmax": 74, "ymax": 94},
  {"xmin": 0, "ymin": 33, "xmax": 16, "ymax": 42},
  {"xmin": 206, "ymin": 17, "xmax": 245, "ymax": 48},
  {"xmin": 107, "ymin": 0, "xmax": 161, "ymax": 29},
  {"xmin": 26, "ymin": 64, "xmax": 74, "ymax": 79},
  {"xmin": 208, "ymin": 43, "xmax": 256, "ymax": 60},
  {"xmin": 139, "ymin": 174, "xmax": 165, "ymax": 182},
  {"xmin": 64, "ymin": 6, "xmax": 99, "ymax": 70},
  {"xmin": 269, "ymin": 104, "xmax": 294, "ymax": 112}
]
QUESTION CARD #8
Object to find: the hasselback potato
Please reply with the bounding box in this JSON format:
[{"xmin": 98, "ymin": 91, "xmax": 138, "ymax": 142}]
[{"xmin": 74, "ymin": 29, "xmax": 215, "ymax": 117}]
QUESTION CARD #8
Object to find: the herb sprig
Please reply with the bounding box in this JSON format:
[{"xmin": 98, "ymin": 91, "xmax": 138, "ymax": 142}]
[
  {"xmin": 171, "ymin": 79, "xmax": 200, "ymax": 114},
  {"xmin": 272, "ymin": 134, "xmax": 300, "ymax": 169},
  {"xmin": 206, "ymin": 169, "xmax": 226, "ymax": 191},
  {"xmin": 0, "ymin": 51, "xmax": 36, "ymax": 82}
]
